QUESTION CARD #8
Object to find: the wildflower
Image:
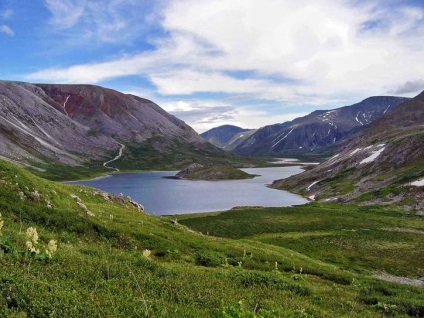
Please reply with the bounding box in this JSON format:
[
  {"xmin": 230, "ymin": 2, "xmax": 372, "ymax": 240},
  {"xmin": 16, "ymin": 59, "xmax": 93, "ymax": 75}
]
[
  {"xmin": 47, "ymin": 240, "xmax": 57, "ymax": 253},
  {"xmin": 26, "ymin": 227, "xmax": 39, "ymax": 244},
  {"xmin": 142, "ymin": 249, "xmax": 151, "ymax": 259},
  {"xmin": 25, "ymin": 241, "xmax": 40, "ymax": 254},
  {"xmin": 45, "ymin": 240, "xmax": 57, "ymax": 258},
  {"xmin": 0, "ymin": 213, "xmax": 4, "ymax": 235}
]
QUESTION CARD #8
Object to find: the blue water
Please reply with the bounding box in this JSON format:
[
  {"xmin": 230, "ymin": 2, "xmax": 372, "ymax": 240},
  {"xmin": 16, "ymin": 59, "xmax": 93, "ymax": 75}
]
[{"xmin": 68, "ymin": 166, "xmax": 308, "ymax": 215}]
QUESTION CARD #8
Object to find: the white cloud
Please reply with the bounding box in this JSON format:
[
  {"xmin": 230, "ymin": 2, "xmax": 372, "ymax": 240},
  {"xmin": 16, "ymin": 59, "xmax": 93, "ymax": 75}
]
[
  {"xmin": 137, "ymin": 97, "xmax": 308, "ymax": 133},
  {"xmin": 1, "ymin": 9, "xmax": 13, "ymax": 19},
  {"xmin": 0, "ymin": 24, "xmax": 14, "ymax": 37},
  {"xmin": 43, "ymin": 0, "xmax": 86, "ymax": 29},
  {"xmin": 392, "ymin": 79, "xmax": 424, "ymax": 94},
  {"xmin": 27, "ymin": 0, "xmax": 424, "ymax": 127},
  {"xmin": 42, "ymin": 0, "xmax": 152, "ymax": 44}
]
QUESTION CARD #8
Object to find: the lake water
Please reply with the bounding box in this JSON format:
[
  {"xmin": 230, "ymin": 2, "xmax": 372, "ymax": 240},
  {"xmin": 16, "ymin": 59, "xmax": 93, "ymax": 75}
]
[{"xmin": 69, "ymin": 166, "xmax": 308, "ymax": 215}]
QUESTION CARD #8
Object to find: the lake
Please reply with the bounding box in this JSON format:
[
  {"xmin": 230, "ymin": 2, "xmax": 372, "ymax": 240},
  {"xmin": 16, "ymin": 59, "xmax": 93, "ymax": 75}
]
[{"xmin": 69, "ymin": 166, "xmax": 308, "ymax": 215}]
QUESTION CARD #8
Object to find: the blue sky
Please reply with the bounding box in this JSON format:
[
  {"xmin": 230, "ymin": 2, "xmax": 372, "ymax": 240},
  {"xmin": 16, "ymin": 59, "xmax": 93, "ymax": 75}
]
[{"xmin": 1, "ymin": 0, "xmax": 424, "ymax": 132}]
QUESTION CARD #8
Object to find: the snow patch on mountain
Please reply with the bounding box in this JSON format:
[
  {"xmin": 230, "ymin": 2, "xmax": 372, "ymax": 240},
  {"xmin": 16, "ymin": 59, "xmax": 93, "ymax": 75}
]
[
  {"xmin": 360, "ymin": 145, "xmax": 385, "ymax": 164},
  {"xmin": 409, "ymin": 177, "xmax": 424, "ymax": 187}
]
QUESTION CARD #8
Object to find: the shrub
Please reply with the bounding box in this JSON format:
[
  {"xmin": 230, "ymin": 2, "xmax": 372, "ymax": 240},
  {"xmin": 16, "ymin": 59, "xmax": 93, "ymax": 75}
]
[{"xmin": 194, "ymin": 251, "xmax": 225, "ymax": 267}]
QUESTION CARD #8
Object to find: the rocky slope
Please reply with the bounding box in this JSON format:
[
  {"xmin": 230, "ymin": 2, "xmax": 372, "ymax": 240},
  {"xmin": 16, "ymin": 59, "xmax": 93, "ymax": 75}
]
[
  {"xmin": 200, "ymin": 125, "xmax": 257, "ymax": 151},
  {"xmin": 272, "ymin": 92, "xmax": 424, "ymax": 211},
  {"xmin": 233, "ymin": 96, "xmax": 408, "ymax": 157},
  {"xmin": 0, "ymin": 81, "xmax": 229, "ymax": 177}
]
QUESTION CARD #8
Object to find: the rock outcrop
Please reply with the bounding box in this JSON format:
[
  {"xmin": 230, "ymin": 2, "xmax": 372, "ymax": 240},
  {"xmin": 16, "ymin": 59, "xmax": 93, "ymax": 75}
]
[{"xmin": 175, "ymin": 163, "xmax": 255, "ymax": 180}]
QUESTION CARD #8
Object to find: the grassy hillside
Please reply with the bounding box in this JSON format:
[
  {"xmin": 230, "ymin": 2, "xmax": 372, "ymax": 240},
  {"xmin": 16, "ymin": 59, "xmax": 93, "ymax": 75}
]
[{"xmin": 1, "ymin": 159, "xmax": 423, "ymax": 317}]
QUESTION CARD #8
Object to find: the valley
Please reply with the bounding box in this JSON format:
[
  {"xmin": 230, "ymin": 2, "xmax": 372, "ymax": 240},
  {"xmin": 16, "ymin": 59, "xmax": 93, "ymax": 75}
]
[
  {"xmin": 2, "ymin": 2, "xmax": 424, "ymax": 317},
  {"xmin": 0, "ymin": 76, "xmax": 423, "ymax": 318}
]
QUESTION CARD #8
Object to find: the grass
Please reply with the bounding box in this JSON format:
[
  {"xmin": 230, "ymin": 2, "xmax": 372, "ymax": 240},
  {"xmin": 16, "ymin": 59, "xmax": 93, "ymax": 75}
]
[
  {"xmin": 310, "ymin": 167, "xmax": 357, "ymax": 198},
  {"xmin": 1, "ymin": 159, "xmax": 423, "ymax": 317},
  {"xmin": 177, "ymin": 204, "xmax": 424, "ymax": 277},
  {"xmin": 27, "ymin": 160, "xmax": 112, "ymax": 181}
]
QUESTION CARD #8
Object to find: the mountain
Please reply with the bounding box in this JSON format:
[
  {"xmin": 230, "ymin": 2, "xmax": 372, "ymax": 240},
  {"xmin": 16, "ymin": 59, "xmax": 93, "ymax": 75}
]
[
  {"xmin": 232, "ymin": 96, "xmax": 409, "ymax": 157},
  {"xmin": 200, "ymin": 125, "xmax": 257, "ymax": 151},
  {"xmin": 0, "ymin": 81, "xmax": 230, "ymax": 179},
  {"xmin": 272, "ymin": 91, "xmax": 424, "ymax": 211}
]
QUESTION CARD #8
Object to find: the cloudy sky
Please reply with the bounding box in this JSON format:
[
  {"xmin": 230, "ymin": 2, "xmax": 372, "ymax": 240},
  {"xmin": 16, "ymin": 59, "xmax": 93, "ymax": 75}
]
[{"xmin": 1, "ymin": 0, "xmax": 424, "ymax": 132}]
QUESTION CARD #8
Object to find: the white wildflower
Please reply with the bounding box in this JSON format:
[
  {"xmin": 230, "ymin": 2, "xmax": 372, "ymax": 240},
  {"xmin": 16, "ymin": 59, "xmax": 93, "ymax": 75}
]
[
  {"xmin": 142, "ymin": 249, "xmax": 151, "ymax": 259},
  {"xmin": 25, "ymin": 241, "xmax": 40, "ymax": 254},
  {"xmin": 26, "ymin": 227, "xmax": 39, "ymax": 244},
  {"xmin": 45, "ymin": 240, "xmax": 58, "ymax": 258},
  {"xmin": 0, "ymin": 213, "xmax": 3, "ymax": 235}
]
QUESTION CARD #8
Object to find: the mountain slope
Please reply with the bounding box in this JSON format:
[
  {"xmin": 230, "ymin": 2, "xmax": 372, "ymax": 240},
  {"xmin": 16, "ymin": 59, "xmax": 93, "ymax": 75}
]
[
  {"xmin": 200, "ymin": 125, "xmax": 257, "ymax": 151},
  {"xmin": 0, "ymin": 81, "xmax": 231, "ymax": 178},
  {"xmin": 272, "ymin": 91, "xmax": 424, "ymax": 211},
  {"xmin": 233, "ymin": 96, "xmax": 408, "ymax": 157},
  {"xmin": 0, "ymin": 81, "xmax": 115, "ymax": 166}
]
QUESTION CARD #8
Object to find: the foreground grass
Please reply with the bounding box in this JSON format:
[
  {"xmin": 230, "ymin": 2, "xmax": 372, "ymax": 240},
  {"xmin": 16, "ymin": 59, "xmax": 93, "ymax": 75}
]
[{"xmin": 1, "ymin": 159, "xmax": 423, "ymax": 317}]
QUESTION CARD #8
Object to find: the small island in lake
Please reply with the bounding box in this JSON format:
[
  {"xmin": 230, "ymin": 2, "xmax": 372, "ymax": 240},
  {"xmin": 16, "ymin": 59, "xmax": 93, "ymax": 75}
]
[{"xmin": 174, "ymin": 163, "xmax": 257, "ymax": 180}]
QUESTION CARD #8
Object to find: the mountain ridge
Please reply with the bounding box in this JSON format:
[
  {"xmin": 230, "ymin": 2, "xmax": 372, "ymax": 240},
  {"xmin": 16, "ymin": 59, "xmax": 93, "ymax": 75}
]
[
  {"xmin": 0, "ymin": 80, "xmax": 231, "ymax": 179},
  {"xmin": 272, "ymin": 91, "xmax": 424, "ymax": 211},
  {"xmin": 232, "ymin": 96, "xmax": 409, "ymax": 157}
]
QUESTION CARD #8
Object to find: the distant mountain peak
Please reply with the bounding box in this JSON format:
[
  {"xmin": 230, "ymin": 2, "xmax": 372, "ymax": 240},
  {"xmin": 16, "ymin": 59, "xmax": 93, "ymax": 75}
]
[
  {"xmin": 232, "ymin": 96, "xmax": 409, "ymax": 157},
  {"xmin": 200, "ymin": 125, "xmax": 256, "ymax": 149}
]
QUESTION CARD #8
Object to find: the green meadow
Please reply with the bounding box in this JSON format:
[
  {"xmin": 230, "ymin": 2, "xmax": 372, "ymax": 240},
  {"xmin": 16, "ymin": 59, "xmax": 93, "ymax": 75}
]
[{"xmin": 0, "ymin": 159, "xmax": 423, "ymax": 317}]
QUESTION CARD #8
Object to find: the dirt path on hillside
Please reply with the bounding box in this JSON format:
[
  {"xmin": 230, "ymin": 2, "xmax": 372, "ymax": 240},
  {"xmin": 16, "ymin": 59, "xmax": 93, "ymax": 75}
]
[
  {"xmin": 103, "ymin": 143, "xmax": 125, "ymax": 172},
  {"xmin": 374, "ymin": 273, "xmax": 424, "ymax": 286}
]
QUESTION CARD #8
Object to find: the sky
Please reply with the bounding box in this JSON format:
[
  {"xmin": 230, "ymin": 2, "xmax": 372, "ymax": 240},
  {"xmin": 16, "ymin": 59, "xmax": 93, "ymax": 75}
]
[{"xmin": 1, "ymin": 0, "xmax": 424, "ymax": 133}]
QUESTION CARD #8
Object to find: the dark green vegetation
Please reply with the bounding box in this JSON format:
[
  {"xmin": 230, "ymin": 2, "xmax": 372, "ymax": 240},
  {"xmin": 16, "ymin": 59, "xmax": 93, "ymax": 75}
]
[
  {"xmin": 111, "ymin": 137, "xmax": 250, "ymax": 172},
  {"xmin": 1, "ymin": 160, "xmax": 423, "ymax": 317},
  {"xmin": 177, "ymin": 205, "xmax": 424, "ymax": 278},
  {"xmin": 27, "ymin": 137, "xmax": 266, "ymax": 181},
  {"xmin": 176, "ymin": 164, "xmax": 256, "ymax": 180},
  {"xmin": 28, "ymin": 160, "xmax": 112, "ymax": 181}
]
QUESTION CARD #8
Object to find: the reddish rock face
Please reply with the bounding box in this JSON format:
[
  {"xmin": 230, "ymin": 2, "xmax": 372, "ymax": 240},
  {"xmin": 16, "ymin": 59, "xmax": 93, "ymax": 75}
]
[
  {"xmin": 36, "ymin": 84, "xmax": 130, "ymax": 118},
  {"xmin": 35, "ymin": 83, "xmax": 206, "ymax": 144}
]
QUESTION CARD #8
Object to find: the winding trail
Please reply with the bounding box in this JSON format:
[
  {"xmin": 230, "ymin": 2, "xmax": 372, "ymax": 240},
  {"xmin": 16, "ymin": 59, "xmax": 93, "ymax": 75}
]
[{"xmin": 103, "ymin": 143, "xmax": 125, "ymax": 172}]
